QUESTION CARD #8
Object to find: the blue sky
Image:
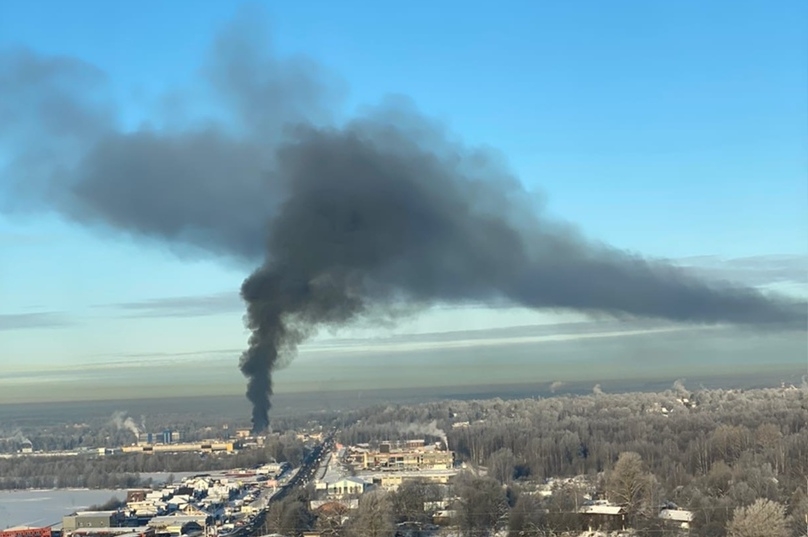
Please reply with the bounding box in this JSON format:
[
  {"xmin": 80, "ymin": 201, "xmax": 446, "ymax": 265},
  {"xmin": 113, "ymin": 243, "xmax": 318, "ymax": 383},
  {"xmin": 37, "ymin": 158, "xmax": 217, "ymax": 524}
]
[{"xmin": 1, "ymin": 0, "xmax": 806, "ymax": 401}]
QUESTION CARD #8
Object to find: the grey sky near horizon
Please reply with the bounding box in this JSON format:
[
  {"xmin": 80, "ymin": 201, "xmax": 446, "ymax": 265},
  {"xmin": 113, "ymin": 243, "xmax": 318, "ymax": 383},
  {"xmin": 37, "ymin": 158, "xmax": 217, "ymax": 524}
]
[{"xmin": 2, "ymin": 253, "xmax": 805, "ymax": 404}]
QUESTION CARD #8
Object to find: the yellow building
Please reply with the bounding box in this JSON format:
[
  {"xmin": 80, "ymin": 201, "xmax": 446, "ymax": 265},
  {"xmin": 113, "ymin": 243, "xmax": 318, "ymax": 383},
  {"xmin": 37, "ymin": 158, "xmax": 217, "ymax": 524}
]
[
  {"xmin": 353, "ymin": 447, "xmax": 453, "ymax": 471},
  {"xmin": 121, "ymin": 441, "xmax": 235, "ymax": 454},
  {"xmin": 365, "ymin": 469, "xmax": 458, "ymax": 491}
]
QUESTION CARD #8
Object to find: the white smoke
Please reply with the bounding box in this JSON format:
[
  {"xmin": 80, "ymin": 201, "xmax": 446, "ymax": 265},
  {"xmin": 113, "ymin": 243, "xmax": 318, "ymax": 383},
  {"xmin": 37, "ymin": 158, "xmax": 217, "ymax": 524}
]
[
  {"xmin": 550, "ymin": 381, "xmax": 565, "ymax": 394},
  {"xmin": 9, "ymin": 430, "xmax": 31, "ymax": 444},
  {"xmin": 592, "ymin": 384, "xmax": 604, "ymax": 396},
  {"xmin": 111, "ymin": 411, "xmax": 141, "ymax": 438},
  {"xmin": 396, "ymin": 420, "xmax": 448, "ymax": 449},
  {"xmin": 672, "ymin": 378, "xmax": 689, "ymax": 396}
]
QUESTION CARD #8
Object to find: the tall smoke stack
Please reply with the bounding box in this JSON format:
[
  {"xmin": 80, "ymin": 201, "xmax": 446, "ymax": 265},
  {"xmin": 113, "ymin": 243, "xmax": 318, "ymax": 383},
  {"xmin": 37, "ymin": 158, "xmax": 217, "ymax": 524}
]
[{"xmin": 0, "ymin": 11, "xmax": 805, "ymax": 433}]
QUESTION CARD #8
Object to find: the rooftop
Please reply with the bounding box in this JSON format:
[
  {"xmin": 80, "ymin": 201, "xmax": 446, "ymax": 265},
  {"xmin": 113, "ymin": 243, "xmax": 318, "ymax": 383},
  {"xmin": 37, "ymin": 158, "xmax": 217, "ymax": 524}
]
[
  {"xmin": 659, "ymin": 509, "xmax": 695, "ymax": 522},
  {"xmin": 579, "ymin": 504, "xmax": 626, "ymax": 515}
]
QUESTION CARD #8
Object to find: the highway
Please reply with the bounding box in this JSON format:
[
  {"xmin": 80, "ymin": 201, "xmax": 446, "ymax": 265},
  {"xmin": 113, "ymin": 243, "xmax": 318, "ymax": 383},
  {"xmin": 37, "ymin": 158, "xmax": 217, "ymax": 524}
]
[{"xmin": 241, "ymin": 429, "xmax": 336, "ymax": 537}]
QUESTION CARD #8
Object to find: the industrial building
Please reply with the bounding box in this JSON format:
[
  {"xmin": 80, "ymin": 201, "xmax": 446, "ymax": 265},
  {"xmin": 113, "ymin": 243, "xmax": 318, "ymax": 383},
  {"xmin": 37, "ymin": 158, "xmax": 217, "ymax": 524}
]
[
  {"xmin": 62, "ymin": 512, "xmax": 124, "ymax": 532},
  {"xmin": 121, "ymin": 441, "xmax": 236, "ymax": 454},
  {"xmin": 363, "ymin": 469, "xmax": 458, "ymax": 491},
  {"xmin": 136, "ymin": 431, "xmax": 181, "ymax": 446},
  {"xmin": 346, "ymin": 440, "xmax": 453, "ymax": 471}
]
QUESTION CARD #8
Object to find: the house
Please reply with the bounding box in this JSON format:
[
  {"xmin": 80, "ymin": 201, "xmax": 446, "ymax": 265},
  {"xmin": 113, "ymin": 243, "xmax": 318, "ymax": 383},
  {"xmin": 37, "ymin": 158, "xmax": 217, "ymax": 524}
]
[
  {"xmin": 659, "ymin": 508, "xmax": 695, "ymax": 529},
  {"xmin": 126, "ymin": 490, "xmax": 150, "ymax": 503},
  {"xmin": 432, "ymin": 510, "xmax": 457, "ymax": 526},
  {"xmin": 578, "ymin": 503, "xmax": 627, "ymax": 532}
]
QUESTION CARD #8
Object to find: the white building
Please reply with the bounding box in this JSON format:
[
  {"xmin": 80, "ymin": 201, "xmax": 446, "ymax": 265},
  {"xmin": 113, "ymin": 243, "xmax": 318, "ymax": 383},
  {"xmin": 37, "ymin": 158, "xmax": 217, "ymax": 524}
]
[
  {"xmin": 659, "ymin": 508, "xmax": 695, "ymax": 529},
  {"xmin": 323, "ymin": 477, "xmax": 367, "ymax": 497}
]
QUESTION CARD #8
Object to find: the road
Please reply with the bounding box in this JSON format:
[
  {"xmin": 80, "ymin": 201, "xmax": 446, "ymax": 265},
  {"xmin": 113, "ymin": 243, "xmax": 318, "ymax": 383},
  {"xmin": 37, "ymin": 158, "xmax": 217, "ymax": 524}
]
[{"xmin": 242, "ymin": 429, "xmax": 336, "ymax": 536}]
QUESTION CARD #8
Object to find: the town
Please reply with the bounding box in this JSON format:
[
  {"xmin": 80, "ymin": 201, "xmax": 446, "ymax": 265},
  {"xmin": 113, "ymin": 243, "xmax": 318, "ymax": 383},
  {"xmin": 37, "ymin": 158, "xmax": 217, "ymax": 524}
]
[
  {"xmin": 0, "ymin": 431, "xmax": 697, "ymax": 537},
  {"xmin": 5, "ymin": 384, "xmax": 805, "ymax": 537}
]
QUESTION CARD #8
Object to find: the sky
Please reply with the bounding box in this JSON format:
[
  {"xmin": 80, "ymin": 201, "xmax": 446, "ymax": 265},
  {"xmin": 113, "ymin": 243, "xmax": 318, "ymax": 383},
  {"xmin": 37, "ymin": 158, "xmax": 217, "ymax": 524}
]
[{"xmin": 1, "ymin": 0, "xmax": 807, "ymax": 403}]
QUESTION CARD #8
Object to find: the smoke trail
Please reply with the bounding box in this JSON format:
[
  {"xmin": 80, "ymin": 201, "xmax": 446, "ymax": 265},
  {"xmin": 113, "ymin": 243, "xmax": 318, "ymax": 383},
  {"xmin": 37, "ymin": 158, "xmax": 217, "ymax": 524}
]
[
  {"xmin": 110, "ymin": 411, "xmax": 140, "ymax": 438},
  {"xmin": 549, "ymin": 381, "xmax": 565, "ymax": 394},
  {"xmin": 8, "ymin": 431, "xmax": 31, "ymax": 445},
  {"xmin": 395, "ymin": 420, "xmax": 448, "ymax": 448},
  {"xmin": 1, "ymin": 12, "xmax": 805, "ymax": 432},
  {"xmin": 672, "ymin": 379, "xmax": 689, "ymax": 397}
]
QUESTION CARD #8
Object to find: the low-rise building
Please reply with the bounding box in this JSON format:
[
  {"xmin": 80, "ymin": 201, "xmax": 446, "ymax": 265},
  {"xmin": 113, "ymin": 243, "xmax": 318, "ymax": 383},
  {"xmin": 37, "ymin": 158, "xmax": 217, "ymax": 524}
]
[
  {"xmin": 323, "ymin": 477, "xmax": 367, "ymax": 498},
  {"xmin": 147, "ymin": 514, "xmax": 211, "ymax": 537},
  {"xmin": 121, "ymin": 441, "xmax": 235, "ymax": 454},
  {"xmin": 62, "ymin": 512, "xmax": 123, "ymax": 533},
  {"xmin": 67, "ymin": 528, "xmax": 152, "ymax": 537},
  {"xmin": 578, "ymin": 503, "xmax": 627, "ymax": 532},
  {"xmin": 0, "ymin": 526, "xmax": 52, "ymax": 537},
  {"xmin": 659, "ymin": 508, "xmax": 695, "ymax": 529},
  {"xmin": 347, "ymin": 441, "xmax": 453, "ymax": 471},
  {"xmin": 363, "ymin": 469, "xmax": 457, "ymax": 491}
]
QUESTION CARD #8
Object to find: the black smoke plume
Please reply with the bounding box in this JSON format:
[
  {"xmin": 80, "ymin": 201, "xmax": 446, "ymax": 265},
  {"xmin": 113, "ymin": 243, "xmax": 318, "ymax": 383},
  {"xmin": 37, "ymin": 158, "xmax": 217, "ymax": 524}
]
[{"xmin": 1, "ymin": 13, "xmax": 804, "ymax": 432}]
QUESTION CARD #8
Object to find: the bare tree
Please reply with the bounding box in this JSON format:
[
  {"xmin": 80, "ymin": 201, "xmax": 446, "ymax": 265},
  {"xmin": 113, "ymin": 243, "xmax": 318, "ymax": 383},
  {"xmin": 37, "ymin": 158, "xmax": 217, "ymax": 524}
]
[
  {"xmin": 726, "ymin": 498, "xmax": 788, "ymax": 537},
  {"xmin": 263, "ymin": 495, "xmax": 313, "ymax": 536},
  {"xmin": 455, "ymin": 473, "xmax": 508, "ymax": 537},
  {"xmin": 788, "ymin": 489, "xmax": 808, "ymax": 537},
  {"xmin": 314, "ymin": 502, "xmax": 348, "ymax": 537},
  {"xmin": 508, "ymin": 494, "xmax": 545, "ymax": 537},
  {"xmin": 346, "ymin": 489, "xmax": 395, "ymax": 537},
  {"xmin": 488, "ymin": 448, "xmax": 517, "ymax": 485},
  {"xmin": 391, "ymin": 479, "xmax": 441, "ymax": 523}
]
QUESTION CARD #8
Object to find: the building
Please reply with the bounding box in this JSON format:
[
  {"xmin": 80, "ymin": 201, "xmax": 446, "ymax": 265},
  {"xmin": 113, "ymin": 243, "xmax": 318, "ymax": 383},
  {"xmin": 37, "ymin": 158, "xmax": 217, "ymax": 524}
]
[
  {"xmin": 126, "ymin": 490, "xmax": 151, "ymax": 503},
  {"xmin": 121, "ymin": 441, "xmax": 235, "ymax": 454},
  {"xmin": 364, "ymin": 469, "xmax": 458, "ymax": 491},
  {"xmin": 147, "ymin": 514, "xmax": 211, "ymax": 537},
  {"xmin": 0, "ymin": 527, "xmax": 52, "ymax": 537},
  {"xmin": 659, "ymin": 508, "xmax": 695, "ymax": 529},
  {"xmin": 62, "ymin": 512, "xmax": 123, "ymax": 533},
  {"xmin": 578, "ymin": 503, "xmax": 627, "ymax": 532},
  {"xmin": 348, "ymin": 441, "xmax": 453, "ymax": 471},
  {"xmin": 136, "ymin": 431, "xmax": 181, "ymax": 446},
  {"xmin": 67, "ymin": 528, "xmax": 153, "ymax": 537},
  {"xmin": 323, "ymin": 477, "xmax": 367, "ymax": 498}
]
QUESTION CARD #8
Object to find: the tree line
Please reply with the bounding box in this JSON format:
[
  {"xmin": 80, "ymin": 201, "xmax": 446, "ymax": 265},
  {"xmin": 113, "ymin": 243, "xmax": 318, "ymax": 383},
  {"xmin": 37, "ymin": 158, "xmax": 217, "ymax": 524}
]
[{"xmin": 0, "ymin": 432, "xmax": 307, "ymax": 490}]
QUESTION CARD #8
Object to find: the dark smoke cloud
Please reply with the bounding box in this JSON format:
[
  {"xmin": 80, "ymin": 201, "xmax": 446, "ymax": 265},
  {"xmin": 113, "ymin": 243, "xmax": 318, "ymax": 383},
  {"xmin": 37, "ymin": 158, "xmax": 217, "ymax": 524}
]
[{"xmin": 1, "ymin": 12, "xmax": 805, "ymax": 431}]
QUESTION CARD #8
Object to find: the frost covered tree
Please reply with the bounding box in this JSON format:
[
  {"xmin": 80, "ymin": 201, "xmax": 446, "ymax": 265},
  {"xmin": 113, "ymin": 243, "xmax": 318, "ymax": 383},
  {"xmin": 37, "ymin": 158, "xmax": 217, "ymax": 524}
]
[
  {"xmin": 726, "ymin": 498, "xmax": 788, "ymax": 537},
  {"xmin": 606, "ymin": 452, "xmax": 655, "ymax": 516}
]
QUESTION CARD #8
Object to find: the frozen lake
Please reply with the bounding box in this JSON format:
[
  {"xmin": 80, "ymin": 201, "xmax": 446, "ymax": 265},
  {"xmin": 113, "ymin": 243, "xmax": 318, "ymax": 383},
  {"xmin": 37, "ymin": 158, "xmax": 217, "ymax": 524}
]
[{"xmin": 0, "ymin": 489, "xmax": 125, "ymax": 528}]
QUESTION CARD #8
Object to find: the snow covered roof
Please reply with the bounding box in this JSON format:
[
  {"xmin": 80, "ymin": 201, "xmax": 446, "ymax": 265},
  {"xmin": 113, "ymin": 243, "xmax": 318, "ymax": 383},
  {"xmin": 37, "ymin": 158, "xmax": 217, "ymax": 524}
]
[
  {"xmin": 579, "ymin": 504, "xmax": 626, "ymax": 515},
  {"xmin": 659, "ymin": 509, "xmax": 694, "ymax": 522}
]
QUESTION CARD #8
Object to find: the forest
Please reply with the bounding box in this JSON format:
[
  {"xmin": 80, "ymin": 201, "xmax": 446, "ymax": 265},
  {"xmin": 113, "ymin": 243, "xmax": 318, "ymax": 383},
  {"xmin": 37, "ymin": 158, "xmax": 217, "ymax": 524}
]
[{"xmin": 332, "ymin": 383, "xmax": 808, "ymax": 537}]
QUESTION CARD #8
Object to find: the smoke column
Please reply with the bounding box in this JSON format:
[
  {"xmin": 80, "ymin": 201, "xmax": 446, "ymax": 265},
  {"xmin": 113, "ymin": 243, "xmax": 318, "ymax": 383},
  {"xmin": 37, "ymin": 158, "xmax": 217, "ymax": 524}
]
[
  {"xmin": 1, "ymin": 12, "xmax": 805, "ymax": 432},
  {"xmin": 111, "ymin": 411, "xmax": 141, "ymax": 438}
]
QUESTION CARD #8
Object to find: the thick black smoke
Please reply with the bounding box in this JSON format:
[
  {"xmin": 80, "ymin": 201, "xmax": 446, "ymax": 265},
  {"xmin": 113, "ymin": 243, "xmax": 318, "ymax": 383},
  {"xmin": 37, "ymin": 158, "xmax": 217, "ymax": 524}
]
[{"xmin": 1, "ymin": 14, "xmax": 805, "ymax": 431}]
